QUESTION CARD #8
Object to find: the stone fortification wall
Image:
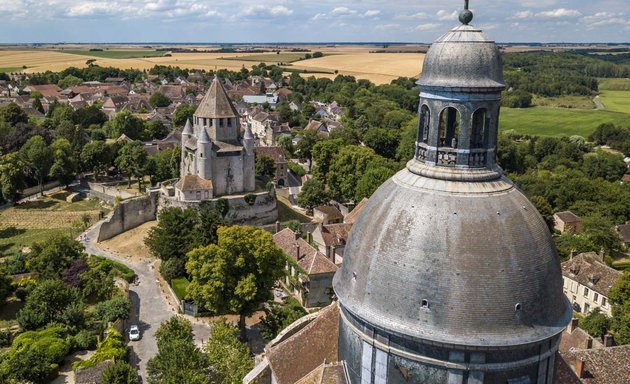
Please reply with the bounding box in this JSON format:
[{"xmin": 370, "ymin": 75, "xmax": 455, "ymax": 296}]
[
  {"xmin": 160, "ymin": 190, "xmax": 278, "ymax": 226},
  {"xmin": 86, "ymin": 181, "xmax": 139, "ymax": 203},
  {"xmin": 97, "ymin": 195, "xmax": 157, "ymax": 242}
]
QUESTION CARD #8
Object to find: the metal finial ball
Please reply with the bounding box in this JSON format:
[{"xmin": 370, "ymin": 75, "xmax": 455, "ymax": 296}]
[{"xmin": 459, "ymin": 9, "xmax": 473, "ymax": 24}]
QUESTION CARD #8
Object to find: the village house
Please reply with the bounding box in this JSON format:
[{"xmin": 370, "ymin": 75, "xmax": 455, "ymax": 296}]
[
  {"xmin": 304, "ymin": 119, "xmax": 330, "ymax": 136},
  {"xmin": 243, "ymin": 93, "xmax": 279, "ymax": 108},
  {"xmin": 273, "ymin": 228, "xmax": 338, "ymax": 308},
  {"xmin": 561, "ymin": 252, "xmax": 622, "ymax": 316},
  {"xmin": 255, "ymin": 146, "xmax": 289, "ymax": 187},
  {"xmin": 554, "ymin": 211, "xmax": 582, "ymax": 234},
  {"xmin": 311, "ymin": 223, "xmax": 351, "ymax": 265},
  {"xmin": 313, "ymin": 205, "xmax": 344, "ymax": 224}
]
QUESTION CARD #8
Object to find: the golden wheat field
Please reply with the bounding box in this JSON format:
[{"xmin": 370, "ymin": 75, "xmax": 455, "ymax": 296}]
[{"xmin": 0, "ymin": 46, "xmax": 425, "ymax": 84}]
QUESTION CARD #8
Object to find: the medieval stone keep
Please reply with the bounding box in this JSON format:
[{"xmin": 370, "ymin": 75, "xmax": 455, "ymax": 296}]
[
  {"xmin": 333, "ymin": 3, "xmax": 572, "ymax": 383},
  {"xmin": 177, "ymin": 76, "xmax": 255, "ymax": 201}
]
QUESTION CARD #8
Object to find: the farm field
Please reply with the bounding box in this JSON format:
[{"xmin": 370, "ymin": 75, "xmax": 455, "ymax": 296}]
[
  {"xmin": 599, "ymin": 90, "xmax": 630, "ymax": 114},
  {"xmin": 0, "ymin": 191, "xmax": 108, "ymax": 255},
  {"xmin": 0, "ymin": 46, "xmax": 424, "ymax": 84},
  {"xmin": 598, "ymin": 77, "xmax": 630, "ymax": 91},
  {"xmin": 0, "ymin": 67, "xmax": 22, "ymax": 73},
  {"xmin": 61, "ymin": 49, "xmax": 167, "ymax": 59},
  {"xmin": 499, "ymin": 107, "xmax": 630, "ymax": 137},
  {"xmin": 221, "ymin": 53, "xmax": 311, "ymax": 63}
]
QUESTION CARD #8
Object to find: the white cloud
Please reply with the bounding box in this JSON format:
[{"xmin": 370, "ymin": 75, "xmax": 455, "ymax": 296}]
[
  {"xmin": 242, "ymin": 4, "xmax": 293, "ymax": 17},
  {"xmin": 415, "ymin": 23, "xmax": 441, "ymax": 31},
  {"xmin": 436, "ymin": 10, "xmax": 458, "ymax": 21},
  {"xmin": 512, "ymin": 11, "xmax": 534, "ymax": 19},
  {"xmin": 582, "ymin": 12, "xmax": 628, "ymax": 28},
  {"xmin": 395, "ymin": 12, "xmax": 429, "ymax": 20},
  {"xmin": 331, "ymin": 7, "xmax": 356, "ymax": 16},
  {"xmin": 375, "ymin": 23, "xmax": 400, "ymax": 31},
  {"xmin": 364, "ymin": 10, "xmax": 381, "ymax": 18},
  {"xmin": 67, "ymin": 2, "xmax": 121, "ymax": 17},
  {"xmin": 537, "ymin": 8, "xmax": 582, "ymax": 18}
]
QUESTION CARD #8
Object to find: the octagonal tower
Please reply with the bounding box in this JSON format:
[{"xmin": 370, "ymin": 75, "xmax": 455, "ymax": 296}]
[{"xmin": 333, "ymin": 3, "xmax": 572, "ymax": 384}]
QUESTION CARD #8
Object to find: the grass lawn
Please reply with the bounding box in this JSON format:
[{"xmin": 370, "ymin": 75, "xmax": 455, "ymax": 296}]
[
  {"xmin": 277, "ymin": 197, "xmax": 311, "ymax": 223},
  {"xmin": 532, "ymin": 95, "xmax": 595, "ymax": 110},
  {"xmin": 0, "ymin": 67, "xmax": 23, "ymax": 73},
  {"xmin": 0, "ymin": 191, "xmax": 109, "ymax": 255},
  {"xmin": 60, "ymin": 49, "xmax": 166, "ymax": 59},
  {"xmin": 598, "ymin": 78, "xmax": 630, "ymax": 91},
  {"xmin": 499, "ymin": 107, "xmax": 630, "ymax": 137},
  {"xmin": 599, "ymin": 90, "xmax": 630, "ymax": 114},
  {"xmin": 220, "ymin": 53, "xmax": 312, "ymax": 63},
  {"xmin": 171, "ymin": 278, "xmax": 190, "ymax": 301}
]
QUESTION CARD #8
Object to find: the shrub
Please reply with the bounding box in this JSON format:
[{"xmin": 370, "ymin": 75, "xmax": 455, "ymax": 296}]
[
  {"xmin": 74, "ymin": 328, "xmax": 127, "ymax": 370},
  {"xmin": 73, "ymin": 330, "xmax": 98, "ymax": 351},
  {"xmin": 0, "ymin": 330, "xmax": 14, "ymax": 347},
  {"xmin": 244, "ymin": 193, "xmax": 257, "ymax": 206},
  {"xmin": 95, "ymin": 296, "xmax": 131, "ymax": 325},
  {"xmin": 287, "ymin": 161, "xmax": 306, "ymax": 177},
  {"xmin": 101, "ymin": 361, "xmax": 141, "ymax": 384},
  {"xmin": 160, "ymin": 258, "xmax": 187, "ymax": 282}
]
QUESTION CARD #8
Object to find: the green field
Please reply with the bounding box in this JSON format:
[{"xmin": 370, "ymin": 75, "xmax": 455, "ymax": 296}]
[
  {"xmin": 221, "ymin": 53, "xmax": 312, "ymax": 63},
  {"xmin": 499, "ymin": 107, "xmax": 630, "ymax": 137},
  {"xmin": 0, "ymin": 67, "xmax": 23, "ymax": 73},
  {"xmin": 533, "ymin": 95, "xmax": 595, "ymax": 110},
  {"xmin": 599, "ymin": 78, "xmax": 630, "ymax": 91},
  {"xmin": 60, "ymin": 49, "xmax": 166, "ymax": 59},
  {"xmin": 171, "ymin": 278, "xmax": 190, "ymax": 300},
  {"xmin": 599, "ymin": 90, "xmax": 630, "ymax": 114}
]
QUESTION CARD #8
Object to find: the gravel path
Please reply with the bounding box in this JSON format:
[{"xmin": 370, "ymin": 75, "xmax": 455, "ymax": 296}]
[{"xmin": 81, "ymin": 222, "xmax": 211, "ymax": 382}]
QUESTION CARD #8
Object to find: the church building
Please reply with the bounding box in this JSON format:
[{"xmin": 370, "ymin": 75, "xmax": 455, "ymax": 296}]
[{"xmin": 175, "ymin": 76, "xmax": 255, "ymax": 201}]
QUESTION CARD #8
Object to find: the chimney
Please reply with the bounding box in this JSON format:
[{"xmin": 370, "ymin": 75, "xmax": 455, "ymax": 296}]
[
  {"xmin": 295, "ymin": 229, "xmax": 301, "ymax": 241},
  {"xmin": 329, "ymin": 246, "xmax": 335, "ymax": 261},
  {"xmin": 575, "ymin": 357, "xmax": 586, "ymax": 379},
  {"xmin": 604, "ymin": 334, "xmax": 614, "ymax": 347},
  {"xmin": 296, "ymin": 244, "xmax": 302, "ymax": 261},
  {"xmin": 584, "ymin": 337, "xmax": 593, "ymax": 350},
  {"xmin": 568, "ymin": 318, "xmax": 579, "ymax": 334},
  {"xmin": 275, "ymin": 220, "xmax": 281, "ymax": 233},
  {"xmin": 326, "ymin": 245, "xmax": 331, "ymax": 260},
  {"xmin": 307, "ymin": 232, "xmax": 313, "ymax": 244}
]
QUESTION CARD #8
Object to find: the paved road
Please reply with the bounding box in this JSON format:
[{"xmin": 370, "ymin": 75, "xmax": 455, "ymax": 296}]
[
  {"xmin": 594, "ymin": 95, "xmax": 605, "ymax": 110},
  {"xmin": 81, "ymin": 223, "xmax": 210, "ymax": 382}
]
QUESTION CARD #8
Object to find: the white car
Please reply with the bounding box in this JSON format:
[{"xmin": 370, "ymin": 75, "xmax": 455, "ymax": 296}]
[{"xmin": 129, "ymin": 325, "xmax": 140, "ymax": 341}]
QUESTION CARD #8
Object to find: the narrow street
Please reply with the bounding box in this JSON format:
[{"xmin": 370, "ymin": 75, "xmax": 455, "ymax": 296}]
[{"xmin": 81, "ymin": 223, "xmax": 211, "ymax": 382}]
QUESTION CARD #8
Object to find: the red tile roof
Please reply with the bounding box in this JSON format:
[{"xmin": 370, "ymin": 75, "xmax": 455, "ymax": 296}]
[{"xmin": 273, "ymin": 228, "xmax": 338, "ymax": 275}]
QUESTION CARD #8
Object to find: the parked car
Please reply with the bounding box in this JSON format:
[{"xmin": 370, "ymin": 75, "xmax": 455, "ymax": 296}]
[{"xmin": 129, "ymin": 325, "xmax": 140, "ymax": 341}]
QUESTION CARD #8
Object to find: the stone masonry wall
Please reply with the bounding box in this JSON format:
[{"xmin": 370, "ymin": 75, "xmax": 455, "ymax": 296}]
[{"xmin": 97, "ymin": 195, "xmax": 158, "ymax": 242}]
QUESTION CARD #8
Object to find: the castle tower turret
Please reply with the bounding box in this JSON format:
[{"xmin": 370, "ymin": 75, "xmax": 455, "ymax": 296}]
[
  {"xmin": 181, "ymin": 118, "xmax": 193, "ymax": 173},
  {"xmin": 333, "ymin": 2, "xmax": 571, "ymax": 384},
  {"xmin": 197, "ymin": 125, "xmax": 212, "ymax": 180}
]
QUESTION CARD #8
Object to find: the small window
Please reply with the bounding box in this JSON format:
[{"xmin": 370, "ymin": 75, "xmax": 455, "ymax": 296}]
[
  {"xmin": 421, "ymin": 299, "xmax": 429, "ymax": 309},
  {"xmin": 594, "ymin": 293, "xmax": 599, "ymax": 303},
  {"xmin": 584, "ymin": 303, "xmax": 590, "ymax": 313},
  {"xmin": 515, "ymin": 303, "xmax": 522, "ymax": 311},
  {"xmin": 584, "ymin": 287, "xmax": 589, "ymax": 298},
  {"xmin": 602, "ymin": 298, "xmax": 607, "ymax": 307}
]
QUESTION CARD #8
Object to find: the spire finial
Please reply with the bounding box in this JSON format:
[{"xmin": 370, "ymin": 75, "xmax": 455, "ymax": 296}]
[{"xmin": 459, "ymin": 0, "xmax": 473, "ymax": 24}]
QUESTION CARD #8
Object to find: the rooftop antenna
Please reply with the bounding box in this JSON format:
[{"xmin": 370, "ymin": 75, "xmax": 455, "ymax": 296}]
[{"xmin": 459, "ymin": 0, "xmax": 473, "ymax": 25}]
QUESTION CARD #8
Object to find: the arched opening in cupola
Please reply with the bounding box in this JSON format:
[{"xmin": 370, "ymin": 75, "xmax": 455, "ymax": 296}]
[
  {"xmin": 418, "ymin": 105, "xmax": 430, "ymax": 144},
  {"xmin": 438, "ymin": 107, "xmax": 460, "ymax": 149},
  {"xmin": 471, "ymin": 108, "xmax": 489, "ymax": 149}
]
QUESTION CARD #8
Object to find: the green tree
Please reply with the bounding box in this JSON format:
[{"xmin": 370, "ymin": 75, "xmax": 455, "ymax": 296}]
[
  {"xmin": 149, "ymin": 92, "xmax": 172, "ymax": 108},
  {"xmin": 580, "ymin": 308, "xmax": 610, "ymax": 338},
  {"xmin": 0, "ymin": 152, "xmax": 27, "ymax": 202},
  {"xmin": 115, "ymin": 141, "xmax": 148, "ymax": 188},
  {"xmin": 0, "ymin": 270, "xmax": 12, "ymax": 304},
  {"xmin": 529, "ymin": 196, "xmax": 554, "ymax": 231},
  {"xmin": 32, "ymin": 97, "xmax": 45, "ymax": 114},
  {"xmin": 144, "ymin": 120, "xmax": 169, "ymax": 140},
  {"xmin": 276, "ymin": 134, "xmax": 294, "ymax": 157},
  {"xmin": 297, "ymin": 179, "xmax": 329, "ymax": 210},
  {"xmin": 295, "ymin": 129, "xmax": 322, "ymax": 169},
  {"xmin": 608, "ymin": 271, "xmax": 630, "ymax": 345},
  {"xmin": 172, "ymin": 104, "xmax": 197, "ymax": 127},
  {"xmin": 95, "ymin": 296, "xmax": 132, "ymax": 324},
  {"xmin": 72, "ymin": 105, "xmax": 108, "ymax": 128},
  {"xmin": 582, "ymin": 151, "xmax": 627, "ymax": 182},
  {"xmin": 363, "ymin": 128, "xmax": 401, "ymax": 159},
  {"xmin": 205, "ymin": 319, "xmax": 253, "ymax": 384},
  {"xmin": 111, "ymin": 111, "xmax": 145, "ymax": 140},
  {"xmin": 101, "ymin": 361, "xmax": 141, "ymax": 384},
  {"xmin": 17, "ymin": 280, "xmax": 82, "ymax": 330},
  {"xmin": 27, "ymin": 234, "xmax": 85, "ymax": 279},
  {"xmin": 81, "ymin": 141, "xmax": 112, "ymax": 180},
  {"xmin": 195, "ymin": 205, "xmax": 228, "ymax": 246},
  {"xmin": 312, "ymin": 139, "xmax": 344, "ymax": 181},
  {"xmin": 581, "ymin": 214, "xmax": 623, "ymax": 255},
  {"xmin": 255, "ymin": 155, "xmax": 276, "ymax": 179},
  {"xmin": 49, "ymin": 138, "xmax": 77, "ymax": 187},
  {"xmin": 147, "ymin": 316, "xmax": 213, "ymax": 384},
  {"xmin": 0, "ymin": 102, "xmax": 29, "ymax": 126},
  {"xmin": 327, "ymin": 146, "xmax": 378, "ymax": 201},
  {"xmin": 58, "ymin": 75, "xmax": 84, "ymax": 89},
  {"xmin": 186, "ymin": 226, "xmax": 286, "ymax": 339},
  {"xmin": 355, "ymin": 166, "xmax": 395, "ymax": 201},
  {"xmin": 145, "ymin": 207, "xmax": 200, "ymax": 261},
  {"xmin": 259, "ymin": 299, "xmax": 307, "ymax": 341},
  {"xmin": 147, "ymin": 147, "xmax": 180, "ymax": 185},
  {"xmin": 20, "ymin": 135, "xmax": 53, "ymax": 196}
]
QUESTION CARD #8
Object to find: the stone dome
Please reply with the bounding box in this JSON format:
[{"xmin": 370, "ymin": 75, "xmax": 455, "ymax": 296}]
[
  {"xmin": 333, "ymin": 167, "xmax": 572, "ymax": 347},
  {"xmin": 419, "ymin": 24, "xmax": 505, "ymax": 90}
]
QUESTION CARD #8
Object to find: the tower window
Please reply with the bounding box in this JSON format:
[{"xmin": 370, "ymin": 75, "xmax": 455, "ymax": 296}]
[
  {"xmin": 418, "ymin": 105, "xmax": 430, "ymax": 145},
  {"xmin": 421, "ymin": 299, "xmax": 429, "ymax": 309},
  {"xmin": 515, "ymin": 303, "xmax": 522, "ymax": 311},
  {"xmin": 438, "ymin": 107, "xmax": 460, "ymax": 149},
  {"xmin": 471, "ymin": 108, "xmax": 489, "ymax": 149}
]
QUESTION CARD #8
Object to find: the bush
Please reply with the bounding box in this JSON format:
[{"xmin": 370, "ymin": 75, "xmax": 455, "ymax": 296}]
[
  {"xmin": 287, "ymin": 161, "xmax": 306, "ymax": 177},
  {"xmin": 95, "ymin": 296, "xmax": 131, "ymax": 325},
  {"xmin": 244, "ymin": 193, "xmax": 257, "ymax": 206},
  {"xmin": 74, "ymin": 328, "xmax": 127, "ymax": 370},
  {"xmin": 73, "ymin": 330, "xmax": 97, "ymax": 350},
  {"xmin": 581, "ymin": 308, "xmax": 610, "ymax": 338},
  {"xmin": 102, "ymin": 361, "xmax": 141, "ymax": 384},
  {"xmin": 0, "ymin": 330, "xmax": 14, "ymax": 347},
  {"xmin": 160, "ymin": 258, "xmax": 186, "ymax": 282},
  {"xmin": 4, "ymin": 253, "xmax": 27, "ymax": 275}
]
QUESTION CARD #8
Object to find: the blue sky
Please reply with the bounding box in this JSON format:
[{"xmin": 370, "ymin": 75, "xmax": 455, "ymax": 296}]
[{"xmin": 1, "ymin": 0, "xmax": 629, "ymax": 43}]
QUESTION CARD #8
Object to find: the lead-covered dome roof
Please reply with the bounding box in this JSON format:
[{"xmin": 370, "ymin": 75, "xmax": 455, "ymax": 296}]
[
  {"xmin": 333, "ymin": 169, "xmax": 572, "ymax": 347},
  {"xmin": 418, "ymin": 24, "xmax": 505, "ymax": 90}
]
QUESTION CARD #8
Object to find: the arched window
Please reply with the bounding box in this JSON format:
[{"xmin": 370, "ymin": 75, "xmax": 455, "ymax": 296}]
[
  {"xmin": 438, "ymin": 107, "xmax": 460, "ymax": 148},
  {"xmin": 418, "ymin": 105, "xmax": 430, "ymax": 144},
  {"xmin": 471, "ymin": 108, "xmax": 489, "ymax": 149}
]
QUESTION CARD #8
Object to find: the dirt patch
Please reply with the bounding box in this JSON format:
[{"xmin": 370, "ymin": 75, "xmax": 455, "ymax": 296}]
[{"xmin": 99, "ymin": 221, "xmax": 157, "ymax": 263}]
